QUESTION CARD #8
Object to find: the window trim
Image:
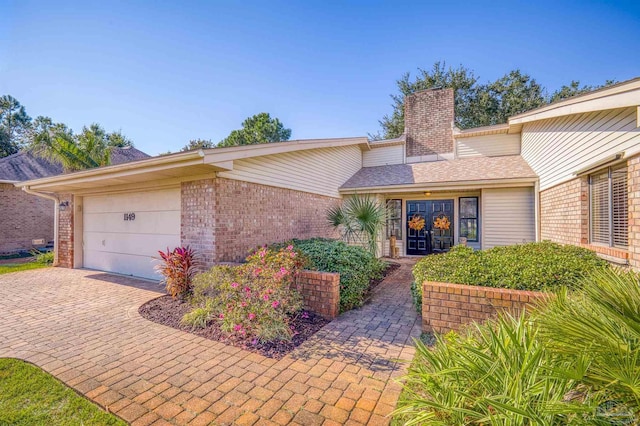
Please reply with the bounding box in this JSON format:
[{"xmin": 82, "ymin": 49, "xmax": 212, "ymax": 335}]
[
  {"xmin": 459, "ymin": 196, "xmax": 479, "ymax": 243},
  {"xmin": 589, "ymin": 165, "xmax": 628, "ymax": 249},
  {"xmin": 386, "ymin": 199, "xmax": 403, "ymax": 240}
]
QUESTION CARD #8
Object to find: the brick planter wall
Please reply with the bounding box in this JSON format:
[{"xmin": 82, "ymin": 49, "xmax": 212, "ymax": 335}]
[
  {"xmin": 295, "ymin": 270, "xmax": 340, "ymax": 320},
  {"xmin": 422, "ymin": 281, "xmax": 548, "ymax": 334}
]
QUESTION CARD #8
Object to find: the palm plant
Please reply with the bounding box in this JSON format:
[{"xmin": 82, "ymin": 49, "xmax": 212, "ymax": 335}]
[
  {"xmin": 538, "ymin": 268, "xmax": 640, "ymax": 419},
  {"xmin": 395, "ymin": 313, "xmax": 604, "ymax": 425},
  {"xmin": 326, "ymin": 194, "xmax": 387, "ymax": 256}
]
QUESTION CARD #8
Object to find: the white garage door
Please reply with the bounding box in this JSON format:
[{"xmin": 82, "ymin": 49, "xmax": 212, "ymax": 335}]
[{"xmin": 83, "ymin": 188, "xmax": 181, "ymax": 280}]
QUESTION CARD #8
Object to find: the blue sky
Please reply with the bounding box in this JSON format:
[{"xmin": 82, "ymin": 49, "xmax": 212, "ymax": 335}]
[{"xmin": 1, "ymin": 1, "xmax": 639, "ymax": 155}]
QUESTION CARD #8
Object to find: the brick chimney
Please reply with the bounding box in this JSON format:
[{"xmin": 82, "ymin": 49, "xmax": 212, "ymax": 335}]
[{"xmin": 404, "ymin": 87, "xmax": 454, "ymax": 158}]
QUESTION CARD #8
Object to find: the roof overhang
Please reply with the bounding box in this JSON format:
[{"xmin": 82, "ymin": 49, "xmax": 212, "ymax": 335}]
[
  {"xmin": 0, "ymin": 179, "xmax": 19, "ymax": 184},
  {"xmin": 339, "ymin": 177, "xmax": 538, "ymax": 194},
  {"xmin": 15, "ymin": 136, "xmax": 370, "ymax": 193},
  {"xmin": 453, "ymin": 123, "xmax": 511, "ymax": 138},
  {"xmin": 508, "ymin": 77, "xmax": 640, "ymax": 128}
]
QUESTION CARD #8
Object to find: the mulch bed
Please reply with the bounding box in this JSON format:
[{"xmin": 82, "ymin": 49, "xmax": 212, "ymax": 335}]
[
  {"xmin": 139, "ymin": 297, "xmax": 328, "ymax": 359},
  {"xmin": 139, "ymin": 262, "xmax": 400, "ymax": 359}
]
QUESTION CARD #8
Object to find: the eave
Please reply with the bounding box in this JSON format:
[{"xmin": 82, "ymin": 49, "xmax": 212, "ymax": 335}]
[{"xmin": 339, "ymin": 177, "xmax": 538, "ymax": 194}]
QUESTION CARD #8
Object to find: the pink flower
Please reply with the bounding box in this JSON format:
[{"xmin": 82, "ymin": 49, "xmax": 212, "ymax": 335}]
[
  {"xmin": 253, "ymin": 268, "xmax": 262, "ymax": 277},
  {"xmin": 272, "ymin": 300, "xmax": 280, "ymax": 308},
  {"xmin": 219, "ymin": 314, "xmax": 224, "ymax": 319},
  {"xmin": 290, "ymin": 252, "xmax": 296, "ymax": 258},
  {"xmin": 231, "ymin": 282, "xmax": 239, "ymax": 288},
  {"xmin": 243, "ymin": 287, "xmax": 251, "ymax": 293},
  {"xmin": 262, "ymin": 294, "xmax": 269, "ymax": 301},
  {"xmin": 241, "ymin": 301, "xmax": 248, "ymax": 307},
  {"xmin": 287, "ymin": 245, "xmax": 294, "ymax": 251},
  {"xmin": 302, "ymin": 312, "xmax": 310, "ymax": 319},
  {"xmin": 259, "ymin": 249, "xmax": 266, "ymax": 258},
  {"xmin": 234, "ymin": 324, "xmax": 243, "ymax": 331},
  {"xmin": 280, "ymin": 267, "xmax": 288, "ymax": 275},
  {"xmin": 248, "ymin": 313, "xmax": 256, "ymax": 320}
]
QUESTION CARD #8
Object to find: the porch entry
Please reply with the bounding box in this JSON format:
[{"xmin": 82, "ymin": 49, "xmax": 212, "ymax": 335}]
[{"xmin": 406, "ymin": 200, "xmax": 454, "ymax": 255}]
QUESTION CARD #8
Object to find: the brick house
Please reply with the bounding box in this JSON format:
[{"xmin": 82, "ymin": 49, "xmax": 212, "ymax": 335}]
[
  {"xmin": 1, "ymin": 147, "xmax": 150, "ymax": 255},
  {"xmin": 15, "ymin": 77, "xmax": 640, "ymax": 279}
]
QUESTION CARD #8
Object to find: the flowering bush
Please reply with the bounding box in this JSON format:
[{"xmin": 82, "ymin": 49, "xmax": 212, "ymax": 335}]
[
  {"xmin": 189, "ymin": 245, "xmax": 304, "ymax": 342},
  {"xmin": 155, "ymin": 246, "xmax": 198, "ymax": 299}
]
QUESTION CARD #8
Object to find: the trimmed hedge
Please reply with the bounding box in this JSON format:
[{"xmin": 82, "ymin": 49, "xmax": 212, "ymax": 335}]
[
  {"xmin": 281, "ymin": 238, "xmax": 386, "ymax": 312},
  {"xmin": 412, "ymin": 241, "xmax": 608, "ymax": 312}
]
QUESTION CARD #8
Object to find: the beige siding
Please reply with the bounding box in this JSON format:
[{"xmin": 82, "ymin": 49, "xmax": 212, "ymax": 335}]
[
  {"xmin": 482, "ymin": 187, "xmax": 535, "ymax": 248},
  {"xmin": 521, "ymin": 107, "xmax": 640, "ymax": 190},
  {"xmin": 218, "ymin": 145, "xmax": 362, "ymax": 198},
  {"xmin": 456, "ymin": 133, "xmax": 520, "ymax": 158},
  {"xmin": 363, "ymin": 145, "xmax": 404, "ymax": 167}
]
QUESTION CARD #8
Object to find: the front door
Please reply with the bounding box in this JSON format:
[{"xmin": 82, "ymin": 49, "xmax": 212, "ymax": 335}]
[{"xmin": 406, "ymin": 200, "xmax": 454, "ymax": 255}]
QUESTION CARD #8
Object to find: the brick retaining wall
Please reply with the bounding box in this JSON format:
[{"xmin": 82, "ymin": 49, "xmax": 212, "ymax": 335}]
[
  {"xmin": 422, "ymin": 281, "xmax": 547, "ymax": 334},
  {"xmin": 295, "ymin": 270, "xmax": 340, "ymax": 320}
]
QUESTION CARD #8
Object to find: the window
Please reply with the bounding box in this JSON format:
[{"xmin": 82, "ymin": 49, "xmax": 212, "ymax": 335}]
[
  {"xmin": 459, "ymin": 197, "xmax": 478, "ymax": 242},
  {"xmin": 590, "ymin": 165, "xmax": 628, "ymax": 248},
  {"xmin": 386, "ymin": 199, "xmax": 402, "ymax": 239}
]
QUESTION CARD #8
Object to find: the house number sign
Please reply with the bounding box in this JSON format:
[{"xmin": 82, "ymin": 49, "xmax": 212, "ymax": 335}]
[{"xmin": 124, "ymin": 212, "xmax": 136, "ymax": 221}]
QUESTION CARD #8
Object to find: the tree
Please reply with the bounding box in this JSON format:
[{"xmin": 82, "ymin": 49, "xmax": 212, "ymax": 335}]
[
  {"xmin": 28, "ymin": 121, "xmax": 134, "ymax": 171},
  {"xmin": 548, "ymin": 79, "xmax": 616, "ymax": 103},
  {"xmin": 0, "ymin": 95, "xmax": 32, "ymax": 157},
  {"xmin": 375, "ymin": 63, "xmax": 616, "ymax": 138},
  {"xmin": 217, "ymin": 113, "xmax": 291, "ymax": 148},
  {"xmin": 181, "ymin": 139, "xmax": 214, "ymax": 152}
]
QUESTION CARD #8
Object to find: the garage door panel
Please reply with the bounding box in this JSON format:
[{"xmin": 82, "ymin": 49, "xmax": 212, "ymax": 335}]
[
  {"xmin": 83, "ymin": 250, "xmax": 164, "ymax": 280},
  {"xmin": 84, "ymin": 232, "xmax": 180, "ymax": 257},
  {"xmin": 83, "ymin": 211, "xmax": 181, "ymax": 234},
  {"xmin": 83, "ymin": 188, "xmax": 181, "ymax": 280},
  {"xmin": 83, "ymin": 188, "xmax": 181, "ymax": 213}
]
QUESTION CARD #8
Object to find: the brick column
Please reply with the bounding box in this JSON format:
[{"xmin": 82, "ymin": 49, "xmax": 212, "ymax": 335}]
[{"xmin": 57, "ymin": 194, "xmax": 74, "ymax": 268}]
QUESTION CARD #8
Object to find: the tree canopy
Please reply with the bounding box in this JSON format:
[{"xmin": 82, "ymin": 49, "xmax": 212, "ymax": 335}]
[
  {"xmin": 373, "ymin": 62, "xmax": 616, "ymax": 139},
  {"xmin": 0, "ymin": 95, "xmax": 32, "ymax": 157},
  {"xmin": 0, "ymin": 94, "xmax": 136, "ymax": 170},
  {"xmin": 217, "ymin": 113, "xmax": 291, "ymax": 148},
  {"xmin": 180, "ymin": 139, "xmax": 214, "ymax": 152}
]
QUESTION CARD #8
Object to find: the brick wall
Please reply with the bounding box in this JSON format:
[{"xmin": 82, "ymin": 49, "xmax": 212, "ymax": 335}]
[
  {"xmin": 57, "ymin": 194, "xmax": 74, "ymax": 268},
  {"xmin": 405, "ymin": 88, "xmax": 454, "ymax": 157},
  {"xmin": 422, "ymin": 281, "xmax": 547, "ymax": 334},
  {"xmin": 629, "ymin": 155, "xmax": 640, "ymax": 269},
  {"xmin": 213, "ymin": 178, "xmax": 339, "ymax": 263},
  {"xmin": 0, "ymin": 184, "xmax": 55, "ymax": 254},
  {"xmin": 294, "ymin": 270, "xmax": 340, "ymax": 319},
  {"xmin": 539, "ymin": 177, "xmax": 588, "ymax": 246},
  {"xmin": 181, "ymin": 179, "xmax": 216, "ymax": 268}
]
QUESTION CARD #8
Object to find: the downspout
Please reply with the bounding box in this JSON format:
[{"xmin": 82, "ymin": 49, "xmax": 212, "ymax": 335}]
[
  {"xmin": 534, "ymin": 180, "xmax": 541, "ymax": 242},
  {"xmin": 22, "ymin": 186, "xmax": 60, "ymax": 266}
]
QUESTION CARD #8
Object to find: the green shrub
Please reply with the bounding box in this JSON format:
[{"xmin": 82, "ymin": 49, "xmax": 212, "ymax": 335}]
[
  {"xmin": 33, "ymin": 250, "xmax": 54, "ymax": 265},
  {"xmin": 191, "ymin": 265, "xmax": 236, "ymax": 305},
  {"xmin": 412, "ymin": 242, "xmax": 608, "ymax": 312},
  {"xmin": 181, "ymin": 299, "xmax": 214, "ymax": 329},
  {"xmin": 395, "ymin": 312, "xmax": 604, "ymax": 425},
  {"xmin": 284, "ymin": 238, "xmax": 386, "ymax": 312},
  {"xmin": 192, "ymin": 245, "xmax": 304, "ymax": 342}
]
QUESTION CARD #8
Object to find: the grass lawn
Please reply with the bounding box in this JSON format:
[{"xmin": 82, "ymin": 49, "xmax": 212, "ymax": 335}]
[
  {"xmin": 0, "ymin": 262, "xmax": 49, "ymax": 275},
  {"xmin": 0, "ymin": 358, "xmax": 126, "ymax": 426}
]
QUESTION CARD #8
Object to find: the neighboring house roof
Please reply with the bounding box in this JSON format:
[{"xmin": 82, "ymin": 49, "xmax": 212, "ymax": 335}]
[
  {"xmin": 0, "ymin": 147, "xmax": 150, "ymax": 184},
  {"xmin": 110, "ymin": 146, "xmax": 151, "ymax": 164},
  {"xmin": 0, "ymin": 152, "xmax": 63, "ymax": 183},
  {"xmin": 340, "ymin": 155, "xmax": 537, "ymax": 192}
]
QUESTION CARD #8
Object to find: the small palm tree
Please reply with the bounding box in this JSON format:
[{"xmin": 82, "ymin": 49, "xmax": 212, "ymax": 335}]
[{"xmin": 327, "ymin": 194, "xmax": 387, "ymax": 256}]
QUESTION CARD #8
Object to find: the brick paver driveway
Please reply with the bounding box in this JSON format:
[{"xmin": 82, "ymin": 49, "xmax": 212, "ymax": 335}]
[{"xmin": 0, "ymin": 260, "xmax": 420, "ymax": 425}]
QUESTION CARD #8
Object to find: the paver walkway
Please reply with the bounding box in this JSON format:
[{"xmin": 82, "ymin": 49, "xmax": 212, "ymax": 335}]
[{"xmin": 0, "ymin": 259, "xmax": 421, "ymax": 425}]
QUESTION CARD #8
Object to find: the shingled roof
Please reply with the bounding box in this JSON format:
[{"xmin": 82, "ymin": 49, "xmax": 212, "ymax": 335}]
[
  {"xmin": 0, "ymin": 147, "xmax": 150, "ymax": 182},
  {"xmin": 341, "ymin": 155, "xmax": 537, "ymax": 190}
]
